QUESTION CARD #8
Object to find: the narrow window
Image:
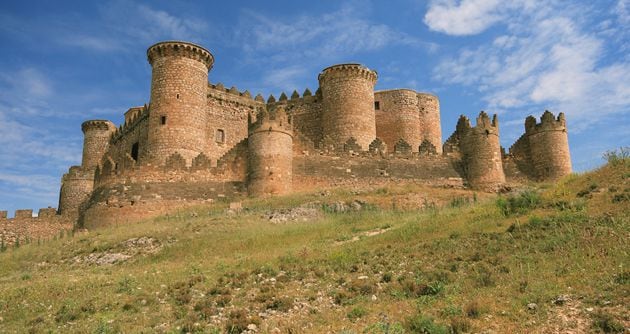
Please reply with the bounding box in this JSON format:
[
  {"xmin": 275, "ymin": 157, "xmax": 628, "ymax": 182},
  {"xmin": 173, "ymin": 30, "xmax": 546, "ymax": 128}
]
[
  {"xmin": 374, "ymin": 101, "xmax": 380, "ymax": 110},
  {"xmin": 176, "ymin": 93, "xmax": 180, "ymax": 99},
  {"xmin": 131, "ymin": 142, "xmax": 139, "ymax": 161},
  {"xmin": 216, "ymin": 129, "xmax": 225, "ymax": 143},
  {"xmin": 161, "ymin": 116, "xmax": 167, "ymax": 125}
]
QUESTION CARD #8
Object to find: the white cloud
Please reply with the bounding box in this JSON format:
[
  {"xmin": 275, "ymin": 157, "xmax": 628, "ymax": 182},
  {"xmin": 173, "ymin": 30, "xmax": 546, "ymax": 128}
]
[
  {"xmin": 429, "ymin": 1, "xmax": 630, "ymax": 132},
  {"xmin": 236, "ymin": 4, "xmax": 425, "ymax": 62},
  {"xmin": 423, "ymin": 0, "xmax": 504, "ymax": 36}
]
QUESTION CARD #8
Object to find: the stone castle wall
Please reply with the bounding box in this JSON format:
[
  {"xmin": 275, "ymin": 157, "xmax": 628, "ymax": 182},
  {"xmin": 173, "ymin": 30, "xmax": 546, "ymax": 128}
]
[
  {"xmin": 268, "ymin": 89, "xmax": 323, "ymax": 148},
  {"xmin": 58, "ymin": 166, "xmax": 95, "ymax": 217},
  {"xmin": 81, "ymin": 120, "xmax": 116, "ymax": 169},
  {"xmin": 0, "ymin": 208, "xmax": 73, "ymax": 246}
]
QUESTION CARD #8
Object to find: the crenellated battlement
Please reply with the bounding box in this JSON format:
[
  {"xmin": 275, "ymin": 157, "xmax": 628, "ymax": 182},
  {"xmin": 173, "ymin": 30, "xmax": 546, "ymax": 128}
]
[
  {"xmin": 147, "ymin": 41, "xmax": 214, "ymax": 70},
  {"xmin": 318, "ymin": 63, "xmax": 378, "ymax": 83},
  {"xmin": 208, "ymin": 82, "xmax": 257, "ymax": 101},
  {"xmin": 248, "ymin": 106, "xmax": 293, "ymax": 136},
  {"xmin": 525, "ymin": 110, "xmax": 566, "ymax": 134},
  {"xmin": 82, "ymin": 119, "xmax": 116, "ymax": 133},
  {"xmin": 267, "ymin": 88, "xmax": 322, "ymax": 108}
]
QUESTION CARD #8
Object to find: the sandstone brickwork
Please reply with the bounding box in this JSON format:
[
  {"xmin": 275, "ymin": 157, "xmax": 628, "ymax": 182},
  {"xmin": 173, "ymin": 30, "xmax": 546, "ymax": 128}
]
[
  {"xmin": 0, "ymin": 208, "xmax": 73, "ymax": 246},
  {"xmin": 29, "ymin": 40, "xmax": 572, "ymax": 230}
]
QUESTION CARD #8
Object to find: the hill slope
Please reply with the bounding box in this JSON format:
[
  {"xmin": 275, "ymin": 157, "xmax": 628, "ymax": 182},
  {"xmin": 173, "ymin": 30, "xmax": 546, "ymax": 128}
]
[{"xmin": 0, "ymin": 160, "xmax": 628, "ymax": 333}]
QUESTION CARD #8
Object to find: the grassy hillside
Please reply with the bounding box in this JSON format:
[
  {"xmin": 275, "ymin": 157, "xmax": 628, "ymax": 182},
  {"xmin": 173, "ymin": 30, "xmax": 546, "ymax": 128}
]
[{"xmin": 0, "ymin": 156, "xmax": 628, "ymax": 333}]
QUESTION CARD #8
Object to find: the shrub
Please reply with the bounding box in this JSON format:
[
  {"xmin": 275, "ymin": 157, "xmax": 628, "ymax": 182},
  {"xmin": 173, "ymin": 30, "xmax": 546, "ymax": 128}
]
[
  {"xmin": 592, "ymin": 311, "xmax": 624, "ymax": 333},
  {"xmin": 347, "ymin": 306, "xmax": 368, "ymax": 321},
  {"xmin": 496, "ymin": 190, "xmax": 541, "ymax": 216},
  {"xmin": 464, "ymin": 300, "xmax": 482, "ymax": 318},
  {"xmin": 450, "ymin": 316, "xmax": 472, "ymax": 333},
  {"xmin": 364, "ymin": 321, "xmax": 405, "ymax": 334},
  {"xmin": 266, "ymin": 297, "xmax": 293, "ymax": 312},
  {"xmin": 603, "ymin": 147, "xmax": 629, "ymax": 166},
  {"xmin": 225, "ymin": 309, "xmax": 260, "ymax": 334},
  {"xmin": 405, "ymin": 314, "xmax": 449, "ymax": 334}
]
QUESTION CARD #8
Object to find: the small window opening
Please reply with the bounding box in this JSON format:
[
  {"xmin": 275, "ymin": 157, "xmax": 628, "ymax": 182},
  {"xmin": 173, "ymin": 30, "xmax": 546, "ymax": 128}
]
[
  {"xmin": 176, "ymin": 93, "xmax": 180, "ymax": 99},
  {"xmin": 131, "ymin": 142, "xmax": 139, "ymax": 161},
  {"xmin": 374, "ymin": 101, "xmax": 380, "ymax": 110},
  {"xmin": 215, "ymin": 129, "xmax": 225, "ymax": 143},
  {"xmin": 161, "ymin": 116, "xmax": 167, "ymax": 125}
]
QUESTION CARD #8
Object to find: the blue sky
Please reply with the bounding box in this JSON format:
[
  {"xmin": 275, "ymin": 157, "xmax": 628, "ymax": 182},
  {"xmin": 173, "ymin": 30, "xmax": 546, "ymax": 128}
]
[{"xmin": 0, "ymin": 0, "xmax": 628, "ymax": 215}]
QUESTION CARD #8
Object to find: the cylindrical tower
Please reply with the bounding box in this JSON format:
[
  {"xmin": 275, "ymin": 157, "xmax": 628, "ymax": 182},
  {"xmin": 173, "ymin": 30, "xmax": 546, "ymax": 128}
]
[
  {"xmin": 526, "ymin": 111, "xmax": 572, "ymax": 181},
  {"xmin": 460, "ymin": 112, "xmax": 505, "ymax": 191},
  {"xmin": 58, "ymin": 166, "xmax": 94, "ymax": 217},
  {"xmin": 247, "ymin": 106, "xmax": 293, "ymax": 196},
  {"xmin": 146, "ymin": 41, "xmax": 214, "ymax": 165},
  {"xmin": 417, "ymin": 93, "xmax": 442, "ymax": 153},
  {"xmin": 374, "ymin": 89, "xmax": 421, "ymax": 151},
  {"xmin": 81, "ymin": 120, "xmax": 115, "ymax": 169},
  {"xmin": 318, "ymin": 63, "xmax": 377, "ymax": 150}
]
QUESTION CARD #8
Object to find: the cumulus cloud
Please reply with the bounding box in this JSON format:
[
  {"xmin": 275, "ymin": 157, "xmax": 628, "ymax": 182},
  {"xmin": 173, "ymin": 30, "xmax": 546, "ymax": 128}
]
[
  {"xmin": 429, "ymin": 1, "xmax": 630, "ymax": 132},
  {"xmin": 424, "ymin": 0, "xmax": 504, "ymax": 35}
]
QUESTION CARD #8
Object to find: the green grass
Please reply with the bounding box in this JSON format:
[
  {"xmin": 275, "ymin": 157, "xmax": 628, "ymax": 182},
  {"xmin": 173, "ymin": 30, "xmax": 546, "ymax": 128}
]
[{"xmin": 0, "ymin": 162, "xmax": 628, "ymax": 333}]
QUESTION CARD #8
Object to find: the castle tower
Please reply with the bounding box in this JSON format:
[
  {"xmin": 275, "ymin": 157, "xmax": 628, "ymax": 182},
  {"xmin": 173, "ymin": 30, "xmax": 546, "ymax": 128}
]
[
  {"xmin": 146, "ymin": 41, "xmax": 214, "ymax": 165},
  {"xmin": 58, "ymin": 166, "xmax": 94, "ymax": 217},
  {"xmin": 459, "ymin": 111, "xmax": 505, "ymax": 190},
  {"xmin": 525, "ymin": 111, "xmax": 572, "ymax": 180},
  {"xmin": 247, "ymin": 106, "xmax": 293, "ymax": 196},
  {"xmin": 318, "ymin": 64, "xmax": 378, "ymax": 150},
  {"xmin": 374, "ymin": 89, "xmax": 421, "ymax": 151},
  {"xmin": 417, "ymin": 93, "xmax": 442, "ymax": 153},
  {"xmin": 81, "ymin": 120, "xmax": 116, "ymax": 169}
]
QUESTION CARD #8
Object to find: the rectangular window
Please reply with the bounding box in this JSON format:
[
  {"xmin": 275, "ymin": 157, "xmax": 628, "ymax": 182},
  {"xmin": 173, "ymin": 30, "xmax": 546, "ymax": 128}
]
[
  {"xmin": 216, "ymin": 129, "xmax": 225, "ymax": 143},
  {"xmin": 160, "ymin": 116, "xmax": 167, "ymax": 125},
  {"xmin": 374, "ymin": 101, "xmax": 380, "ymax": 110}
]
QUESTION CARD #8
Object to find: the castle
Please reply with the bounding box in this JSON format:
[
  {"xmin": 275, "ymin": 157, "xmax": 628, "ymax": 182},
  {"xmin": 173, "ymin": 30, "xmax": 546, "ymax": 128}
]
[{"xmin": 1, "ymin": 40, "xmax": 572, "ymax": 233}]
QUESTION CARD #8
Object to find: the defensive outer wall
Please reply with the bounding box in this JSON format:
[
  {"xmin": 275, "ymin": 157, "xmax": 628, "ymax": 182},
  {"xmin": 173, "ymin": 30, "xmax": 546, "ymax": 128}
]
[{"xmin": 1, "ymin": 40, "xmax": 574, "ymax": 236}]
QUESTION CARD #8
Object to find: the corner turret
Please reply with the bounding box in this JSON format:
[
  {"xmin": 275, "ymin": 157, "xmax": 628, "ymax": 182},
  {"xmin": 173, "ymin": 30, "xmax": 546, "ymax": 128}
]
[
  {"xmin": 81, "ymin": 120, "xmax": 116, "ymax": 170},
  {"xmin": 524, "ymin": 111, "xmax": 571, "ymax": 180},
  {"xmin": 459, "ymin": 111, "xmax": 505, "ymax": 191},
  {"xmin": 247, "ymin": 106, "xmax": 293, "ymax": 196}
]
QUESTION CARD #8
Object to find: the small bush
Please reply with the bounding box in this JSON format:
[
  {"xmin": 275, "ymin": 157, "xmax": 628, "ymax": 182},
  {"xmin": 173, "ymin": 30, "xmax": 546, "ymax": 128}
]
[
  {"xmin": 347, "ymin": 306, "xmax": 368, "ymax": 321},
  {"xmin": 225, "ymin": 309, "xmax": 260, "ymax": 334},
  {"xmin": 382, "ymin": 272, "xmax": 393, "ymax": 283},
  {"xmin": 464, "ymin": 300, "xmax": 482, "ymax": 318},
  {"xmin": 406, "ymin": 314, "xmax": 449, "ymax": 334},
  {"xmin": 496, "ymin": 191, "xmax": 541, "ymax": 216},
  {"xmin": 364, "ymin": 321, "xmax": 405, "ymax": 334},
  {"xmin": 603, "ymin": 147, "xmax": 629, "ymax": 166},
  {"xmin": 592, "ymin": 311, "xmax": 625, "ymax": 333},
  {"xmin": 450, "ymin": 316, "xmax": 472, "ymax": 333},
  {"xmin": 266, "ymin": 297, "xmax": 293, "ymax": 312}
]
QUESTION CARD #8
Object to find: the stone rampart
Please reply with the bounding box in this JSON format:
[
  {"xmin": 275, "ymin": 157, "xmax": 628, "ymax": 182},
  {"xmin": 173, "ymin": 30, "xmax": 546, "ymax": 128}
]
[{"xmin": 0, "ymin": 208, "xmax": 74, "ymax": 246}]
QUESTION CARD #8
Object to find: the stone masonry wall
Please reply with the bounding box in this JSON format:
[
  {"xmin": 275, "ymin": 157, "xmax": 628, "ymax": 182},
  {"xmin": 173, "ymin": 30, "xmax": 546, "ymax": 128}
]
[
  {"xmin": 107, "ymin": 108, "xmax": 150, "ymax": 167},
  {"xmin": 206, "ymin": 83, "xmax": 261, "ymax": 162},
  {"xmin": 0, "ymin": 208, "xmax": 74, "ymax": 246},
  {"xmin": 269, "ymin": 90, "xmax": 323, "ymax": 148},
  {"xmin": 375, "ymin": 89, "xmax": 421, "ymax": 152},
  {"xmin": 319, "ymin": 64, "xmax": 377, "ymax": 150},
  {"xmin": 58, "ymin": 166, "xmax": 95, "ymax": 216}
]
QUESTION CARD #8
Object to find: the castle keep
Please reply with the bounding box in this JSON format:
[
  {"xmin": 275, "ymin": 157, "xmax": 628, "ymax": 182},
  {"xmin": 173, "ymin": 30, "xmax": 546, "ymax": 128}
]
[{"xmin": 1, "ymin": 40, "xmax": 573, "ymax": 233}]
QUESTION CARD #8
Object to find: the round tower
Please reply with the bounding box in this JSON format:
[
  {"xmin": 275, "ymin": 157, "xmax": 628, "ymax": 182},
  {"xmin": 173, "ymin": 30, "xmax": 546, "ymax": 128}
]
[
  {"xmin": 374, "ymin": 89, "xmax": 421, "ymax": 151},
  {"xmin": 318, "ymin": 63, "xmax": 377, "ymax": 150},
  {"xmin": 58, "ymin": 166, "xmax": 94, "ymax": 217},
  {"xmin": 247, "ymin": 106, "xmax": 293, "ymax": 196},
  {"xmin": 417, "ymin": 93, "xmax": 442, "ymax": 153},
  {"xmin": 81, "ymin": 120, "xmax": 116, "ymax": 169},
  {"xmin": 459, "ymin": 112, "xmax": 505, "ymax": 191},
  {"xmin": 146, "ymin": 41, "xmax": 214, "ymax": 165},
  {"xmin": 525, "ymin": 111, "xmax": 572, "ymax": 181}
]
